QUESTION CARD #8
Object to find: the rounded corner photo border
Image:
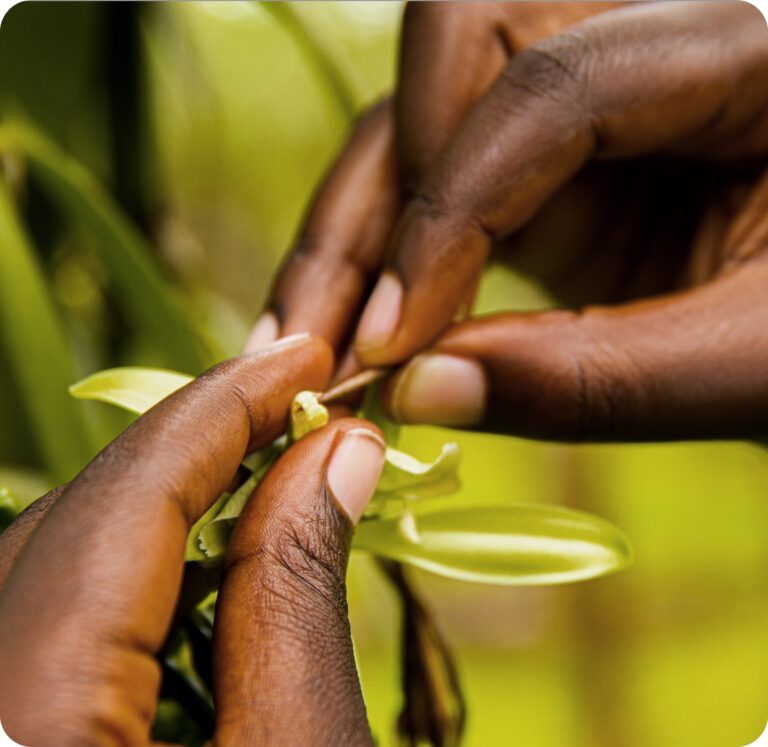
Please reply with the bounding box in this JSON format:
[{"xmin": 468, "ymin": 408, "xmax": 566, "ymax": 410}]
[{"xmin": 0, "ymin": 1, "xmax": 766, "ymax": 746}]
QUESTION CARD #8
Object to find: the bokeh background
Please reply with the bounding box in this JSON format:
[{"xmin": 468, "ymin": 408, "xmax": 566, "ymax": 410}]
[{"xmin": 1, "ymin": 3, "xmax": 767, "ymax": 745}]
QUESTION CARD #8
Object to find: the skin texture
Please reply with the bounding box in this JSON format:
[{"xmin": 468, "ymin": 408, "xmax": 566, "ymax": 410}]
[
  {"xmin": 261, "ymin": 1, "xmax": 768, "ymax": 441},
  {"xmin": 269, "ymin": 99, "xmax": 400, "ymax": 353},
  {"xmin": 5, "ymin": 5, "xmax": 768, "ymax": 745},
  {"xmin": 0, "ymin": 337, "xmax": 376, "ymax": 746}
]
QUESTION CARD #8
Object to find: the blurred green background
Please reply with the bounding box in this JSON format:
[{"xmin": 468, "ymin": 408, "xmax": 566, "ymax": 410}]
[{"xmin": 1, "ymin": 3, "xmax": 767, "ymax": 745}]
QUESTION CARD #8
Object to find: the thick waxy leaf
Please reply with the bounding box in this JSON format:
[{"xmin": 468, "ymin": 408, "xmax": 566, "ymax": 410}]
[
  {"xmin": 191, "ymin": 446, "xmax": 280, "ymax": 563},
  {"xmin": 185, "ymin": 493, "xmax": 231, "ymax": 562},
  {"xmin": 70, "ymin": 367, "xmax": 193, "ymax": 414},
  {"xmin": 0, "ymin": 179, "xmax": 96, "ymax": 481},
  {"xmin": 195, "ymin": 474, "xmax": 259, "ymax": 562},
  {"xmin": 353, "ymin": 504, "xmax": 633, "ymax": 586},
  {"xmin": 379, "ymin": 444, "xmax": 461, "ymax": 499},
  {"xmin": 366, "ymin": 443, "xmax": 462, "ymax": 518},
  {"xmin": 190, "ymin": 432, "xmax": 311, "ymax": 563}
]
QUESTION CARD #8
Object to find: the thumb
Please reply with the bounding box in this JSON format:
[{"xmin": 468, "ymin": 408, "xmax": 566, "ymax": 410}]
[
  {"xmin": 212, "ymin": 418, "xmax": 385, "ymax": 746},
  {"xmin": 382, "ymin": 263, "xmax": 768, "ymax": 441}
]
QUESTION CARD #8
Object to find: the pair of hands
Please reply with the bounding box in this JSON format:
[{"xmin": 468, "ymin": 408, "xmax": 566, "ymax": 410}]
[{"xmin": 2, "ymin": 3, "xmax": 768, "ymax": 745}]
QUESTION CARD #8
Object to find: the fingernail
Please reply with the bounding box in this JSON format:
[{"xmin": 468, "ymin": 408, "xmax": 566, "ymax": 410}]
[
  {"xmin": 244, "ymin": 311, "xmax": 280, "ymax": 352},
  {"xmin": 258, "ymin": 332, "xmax": 311, "ymax": 353},
  {"xmin": 326, "ymin": 428, "xmax": 386, "ymax": 524},
  {"xmin": 355, "ymin": 272, "xmax": 403, "ymax": 352},
  {"xmin": 390, "ymin": 354, "xmax": 486, "ymax": 426}
]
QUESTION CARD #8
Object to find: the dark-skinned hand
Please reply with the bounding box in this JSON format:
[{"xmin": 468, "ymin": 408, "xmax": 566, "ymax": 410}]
[
  {"xmin": 251, "ymin": 1, "xmax": 768, "ymax": 442},
  {"xmin": 0, "ymin": 336, "xmax": 384, "ymax": 746}
]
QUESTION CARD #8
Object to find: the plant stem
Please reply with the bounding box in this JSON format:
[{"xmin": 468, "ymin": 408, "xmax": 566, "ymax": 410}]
[
  {"xmin": 319, "ymin": 368, "xmax": 389, "ymax": 404},
  {"xmin": 260, "ymin": 4, "xmax": 358, "ymax": 120},
  {"xmin": 379, "ymin": 560, "xmax": 466, "ymax": 747}
]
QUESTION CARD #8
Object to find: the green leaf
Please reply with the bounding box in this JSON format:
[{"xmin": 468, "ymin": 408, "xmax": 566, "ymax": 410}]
[
  {"xmin": 0, "ymin": 178, "xmax": 96, "ymax": 481},
  {"xmin": 185, "ymin": 492, "xmax": 230, "ymax": 562},
  {"xmin": 70, "ymin": 366, "xmax": 193, "ymax": 414},
  {"xmin": 353, "ymin": 504, "xmax": 633, "ymax": 586},
  {"xmin": 195, "ymin": 470, "xmax": 261, "ymax": 562},
  {"xmin": 191, "ymin": 441, "xmax": 283, "ymax": 563},
  {"xmin": 0, "ymin": 120, "xmax": 218, "ymax": 374},
  {"xmin": 379, "ymin": 444, "xmax": 461, "ymax": 498},
  {"xmin": 366, "ymin": 443, "xmax": 462, "ymax": 518}
]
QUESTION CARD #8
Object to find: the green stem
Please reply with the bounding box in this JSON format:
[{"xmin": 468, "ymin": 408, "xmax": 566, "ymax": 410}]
[
  {"xmin": 0, "ymin": 177, "xmax": 96, "ymax": 481},
  {"xmin": 0, "ymin": 120, "xmax": 219, "ymax": 374},
  {"xmin": 260, "ymin": 4, "xmax": 358, "ymax": 120},
  {"xmin": 380, "ymin": 560, "xmax": 466, "ymax": 747}
]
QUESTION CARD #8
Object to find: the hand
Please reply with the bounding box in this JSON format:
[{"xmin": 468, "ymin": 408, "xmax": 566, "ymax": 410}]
[
  {"xmin": 0, "ymin": 335, "xmax": 385, "ymax": 746},
  {"xmin": 254, "ymin": 1, "xmax": 768, "ymax": 441}
]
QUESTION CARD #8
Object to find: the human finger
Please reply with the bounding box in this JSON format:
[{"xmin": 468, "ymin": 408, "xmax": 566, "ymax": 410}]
[
  {"xmin": 213, "ymin": 418, "xmax": 385, "ymax": 745},
  {"xmin": 355, "ymin": 2, "xmax": 768, "ymax": 367},
  {"xmin": 0, "ymin": 335, "xmax": 333, "ymax": 745},
  {"xmin": 381, "ymin": 259, "xmax": 768, "ymax": 441},
  {"xmin": 246, "ymin": 100, "xmax": 399, "ymax": 354}
]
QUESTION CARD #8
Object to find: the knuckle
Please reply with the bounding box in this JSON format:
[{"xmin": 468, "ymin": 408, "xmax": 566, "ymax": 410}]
[
  {"xmin": 291, "ymin": 230, "xmax": 378, "ymax": 280},
  {"xmin": 568, "ymin": 350, "xmax": 619, "ymax": 440},
  {"xmin": 408, "ymin": 188, "xmax": 447, "ymax": 223},
  {"xmin": 351, "ymin": 96, "xmax": 391, "ymax": 134},
  {"xmin": 233, "ymin": 493, "xmax": 351, "ymax": 629},
  {"xmin": 269, "ymin": 503, "xmax": 349, "ymax": 606},
  {"xmin": 408, "ymin": 184, "xmax": 483, "ymax": 236},
  {"xmin": 290, "ymin": 230, "xmax": 322, "ymax": 261},
  {"xmin": 501, "ymin": 29, "xmax": 596, "ymax": 110},
  {"xmin": 396, "ymin": 191, "xmax": 481, "ymax": 276},
  {"xmin": 229, "ymin": 377, "xmax": 270, "ymax": 433},
  {"xmin": 199, "ymin": 357, "xmax": 271, "ymax": 430},
  {"xmin": 569, "ymin": 332, "xmax": 644, "ymax": 440}
]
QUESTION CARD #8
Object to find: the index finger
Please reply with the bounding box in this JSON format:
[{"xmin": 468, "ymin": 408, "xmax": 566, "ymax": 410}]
[
  {"xmin": 0, "ymin": 334, "xmax": 333, "ymax": 746},
  {"xmin": 396, "ymin": 2, "xmax": 618, "ymax": 189},
  {"xmin": 247, "ymin": 100, "xmax": 399, "ymax": 354}
]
